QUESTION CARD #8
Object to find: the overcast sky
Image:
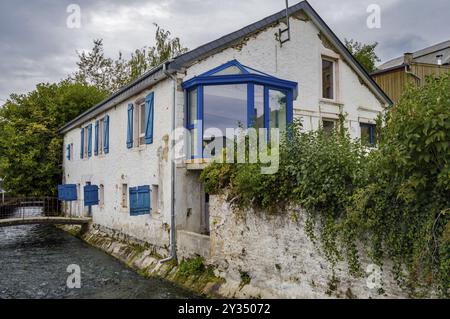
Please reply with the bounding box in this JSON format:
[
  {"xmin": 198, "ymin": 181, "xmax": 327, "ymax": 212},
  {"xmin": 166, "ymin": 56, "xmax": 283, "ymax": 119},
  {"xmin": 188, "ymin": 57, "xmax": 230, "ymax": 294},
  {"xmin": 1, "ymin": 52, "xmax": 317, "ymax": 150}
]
[{"xmin": 0, "ymin": 0, "xmax": 449, "ymax": 102}]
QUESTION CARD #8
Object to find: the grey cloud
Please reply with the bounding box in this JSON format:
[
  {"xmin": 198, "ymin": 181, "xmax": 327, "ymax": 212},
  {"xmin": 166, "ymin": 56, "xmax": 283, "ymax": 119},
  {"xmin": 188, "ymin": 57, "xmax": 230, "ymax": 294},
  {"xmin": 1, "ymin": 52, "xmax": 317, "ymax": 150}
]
[{"xmin": 0, "ymin": 0, "xmax": 449, "ymax": 101}]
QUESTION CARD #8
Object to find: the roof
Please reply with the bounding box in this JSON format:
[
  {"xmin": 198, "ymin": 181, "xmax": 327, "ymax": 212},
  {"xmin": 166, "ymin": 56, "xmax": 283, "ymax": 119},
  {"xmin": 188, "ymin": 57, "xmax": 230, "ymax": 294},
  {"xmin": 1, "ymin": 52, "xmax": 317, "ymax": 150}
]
[
  {"xmin": 60, "ymin": 0, "xmax": 392, "ymax": 134},
  {"xmin": 377, "ymin": 39, "xmax": 450, "ymax": 70}
]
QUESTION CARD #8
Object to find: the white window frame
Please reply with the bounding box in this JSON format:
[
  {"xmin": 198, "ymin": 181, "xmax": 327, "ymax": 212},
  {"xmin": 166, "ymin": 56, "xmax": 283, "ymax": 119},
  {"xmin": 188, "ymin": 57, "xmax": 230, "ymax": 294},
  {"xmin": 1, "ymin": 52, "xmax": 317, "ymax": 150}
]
[{"xmin": 321, "ymin": 57, "xmax": 336, "ymax": 101}]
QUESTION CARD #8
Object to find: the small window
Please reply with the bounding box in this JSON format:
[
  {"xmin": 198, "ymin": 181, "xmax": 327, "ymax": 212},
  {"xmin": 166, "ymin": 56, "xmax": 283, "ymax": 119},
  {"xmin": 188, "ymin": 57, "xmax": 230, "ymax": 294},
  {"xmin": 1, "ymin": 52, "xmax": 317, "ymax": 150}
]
[
  {"xmin": 151, "ymin": 185, "xmax": 159, "ymax": 213},
  {"xmin": 122, "ymin": 184, "xmax": 128, "ymax": 208},
  {"xmin": 99, "ymin": 118, "xmax": 104, "ymax": 155},
  {"xmin": 99, "ymin": 184, "xmax": 105, "ymax": 207},
  {"xmin": 322, "ymin": 59, "xmax": 335, "ymax": 100},
  {"xmin": 360, "ymin": 123, "xmax": 377, "ymax": 146},
  {"xmin": 139, "ymin": 103, "xmax": 146, "ymax": 146},
  {"xmin": 83, "ymin": 127, "xmax": 88, "ymax": 158},
  {"xmin": 322, "ymin": 119, "xmax": 337, "ymax": 135}
]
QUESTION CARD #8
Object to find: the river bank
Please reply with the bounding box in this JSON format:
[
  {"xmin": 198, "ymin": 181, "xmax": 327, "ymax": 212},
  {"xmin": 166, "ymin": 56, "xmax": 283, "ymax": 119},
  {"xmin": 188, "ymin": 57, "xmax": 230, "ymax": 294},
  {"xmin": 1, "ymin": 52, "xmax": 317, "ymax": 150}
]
[{"xmin": 59, "ymin": 224, "xmax": 227, "ymax": 299}]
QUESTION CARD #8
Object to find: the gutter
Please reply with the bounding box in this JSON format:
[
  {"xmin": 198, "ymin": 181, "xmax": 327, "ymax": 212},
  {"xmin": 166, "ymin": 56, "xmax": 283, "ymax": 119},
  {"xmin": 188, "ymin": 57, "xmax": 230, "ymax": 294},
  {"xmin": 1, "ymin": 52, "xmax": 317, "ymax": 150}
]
[{"xmin": 159, "ymin": 61, "xmax": 178, "ymax": 264}]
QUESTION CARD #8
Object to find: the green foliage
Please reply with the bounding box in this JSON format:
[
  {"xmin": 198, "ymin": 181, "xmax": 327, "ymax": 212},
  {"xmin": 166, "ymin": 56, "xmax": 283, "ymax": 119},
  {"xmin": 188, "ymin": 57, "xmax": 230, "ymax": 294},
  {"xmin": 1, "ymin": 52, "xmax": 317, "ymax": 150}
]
[
  {"xmin": 0, "ymin": 81, "xmax": 108, "ymax": 196},
  {"xmin": 178, "ymin": 256, "xmax": 207, "ymax": 277},
  {"xmin": 200, "ymin": 75, "xmax": 450, "ymax": 296},
  {"xmin": 239, "ymin": 270, "xmax": 251, "ymax": 289},
  {"xmin": 345, "ymin": 39, "xmax": 380, "ymax": 73},
  {"xmin": 73, "ymin": 24, "xmax": 188, "ymax": 93},
  {"xmin": 349, "ymin": 74, "xmax": 450, "ymax": 296}
]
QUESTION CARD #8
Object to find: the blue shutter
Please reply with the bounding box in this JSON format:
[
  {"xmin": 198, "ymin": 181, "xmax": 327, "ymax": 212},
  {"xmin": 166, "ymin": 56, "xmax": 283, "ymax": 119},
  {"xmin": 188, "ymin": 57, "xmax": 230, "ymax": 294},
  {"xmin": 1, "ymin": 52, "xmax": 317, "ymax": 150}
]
[
  {"xmin": 80, "ymin": 128, "xmax": 84, "ymax": 159},
  {"xmin": 87, "ymin": 124, "xmax": 93, "ymax": 157},
  {"xmin": 145, "ymin": 93, "xmax": 154, "ymax": 144},
  {"xmin": 84, "ymin": 185, "xmax": 99, "ymax": 206},
  {"xmin": 139, "ymin": 185, "xmax": 151, "ymax": 214},
  {"xmin": 129, "ymin": 185, "xmax": 150, "ymax": 216},
  {"xmin": 66, "ymin": 145, "xmax": 71, "ymax": 161},
  {"xmin": 58, "ymin": 184, "xmax": 77, "ymax": 201},
  {"xmin": 94, "ymin": 120, "xmax": 99, "ymax": 156},
  {"xmin": 127, "ymin": 104, "xmax": 134, "ymax": 149},
  {"xmin": 104, "ymin": 115, "xmax": 110, "ymax": 154},
  {"xmin": 129, "ymin": 187, "xmax": 138, "ymax": 216}
]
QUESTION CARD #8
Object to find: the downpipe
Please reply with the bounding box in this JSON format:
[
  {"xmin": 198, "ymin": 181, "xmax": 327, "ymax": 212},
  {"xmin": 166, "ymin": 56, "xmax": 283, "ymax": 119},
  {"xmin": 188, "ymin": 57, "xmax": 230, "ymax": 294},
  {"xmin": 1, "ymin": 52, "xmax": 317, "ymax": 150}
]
[{"xmin": 159, "ymin": 61, "xmax": 177, "ymax": 264}]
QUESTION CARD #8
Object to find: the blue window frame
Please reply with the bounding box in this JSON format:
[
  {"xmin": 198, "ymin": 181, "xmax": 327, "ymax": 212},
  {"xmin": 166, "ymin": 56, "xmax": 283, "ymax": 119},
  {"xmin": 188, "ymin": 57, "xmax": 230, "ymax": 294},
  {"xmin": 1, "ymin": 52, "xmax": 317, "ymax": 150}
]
[{"xmin": 182, "ymin": 60, "xmax": 298, "ymax": 159}]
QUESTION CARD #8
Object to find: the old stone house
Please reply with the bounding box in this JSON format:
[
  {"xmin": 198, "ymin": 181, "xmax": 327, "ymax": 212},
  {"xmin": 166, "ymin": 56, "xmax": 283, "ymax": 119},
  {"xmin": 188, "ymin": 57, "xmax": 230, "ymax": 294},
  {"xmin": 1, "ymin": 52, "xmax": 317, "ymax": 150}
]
[{"xmin": 59, "ymin": 1, "xmax": 391, "ymax": 267}]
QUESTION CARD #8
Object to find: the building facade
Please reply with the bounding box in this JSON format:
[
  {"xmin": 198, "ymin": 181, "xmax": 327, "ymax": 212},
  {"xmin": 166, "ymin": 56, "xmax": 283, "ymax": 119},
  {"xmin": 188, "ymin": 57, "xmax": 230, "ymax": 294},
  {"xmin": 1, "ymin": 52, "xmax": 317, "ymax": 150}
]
[
  {"xmin": 372, "ymin": 40, "xmax": 450, "ymax": 103},
  {"xmin": 60, "ymin": 1, "xmax": 391, "ymax": 258}
]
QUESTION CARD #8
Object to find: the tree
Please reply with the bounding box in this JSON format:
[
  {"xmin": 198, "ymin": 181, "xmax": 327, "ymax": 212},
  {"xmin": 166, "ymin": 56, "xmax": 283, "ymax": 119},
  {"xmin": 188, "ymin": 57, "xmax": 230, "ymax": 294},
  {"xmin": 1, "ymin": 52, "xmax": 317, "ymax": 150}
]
[
  {"xmin": 73, "ymin": 24, "xmax": 188, "ymax": 93},
  {"xmin": 0, "ymin": 81, "xmax": 108, "ymax": 196},
  {"xmin": 345, "ymin": 39, "xmax": 381, "ymax": 73}
]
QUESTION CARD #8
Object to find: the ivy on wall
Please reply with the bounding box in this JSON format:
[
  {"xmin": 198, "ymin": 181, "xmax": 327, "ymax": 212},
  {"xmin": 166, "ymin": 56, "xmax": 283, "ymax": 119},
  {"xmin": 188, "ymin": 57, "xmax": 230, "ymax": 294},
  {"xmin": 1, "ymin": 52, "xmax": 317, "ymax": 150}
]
[{"xmin": 200, "ymin": 74, "xmax": 450, "ymax": 297}]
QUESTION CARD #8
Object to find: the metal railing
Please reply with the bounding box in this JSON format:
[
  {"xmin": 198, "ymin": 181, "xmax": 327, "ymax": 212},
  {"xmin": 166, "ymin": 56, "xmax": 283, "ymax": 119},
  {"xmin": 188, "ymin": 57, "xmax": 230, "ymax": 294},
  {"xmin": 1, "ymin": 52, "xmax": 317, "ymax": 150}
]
[{"xmin": 0, "ymin": 197, "xmax": 62, "ymax": 220}]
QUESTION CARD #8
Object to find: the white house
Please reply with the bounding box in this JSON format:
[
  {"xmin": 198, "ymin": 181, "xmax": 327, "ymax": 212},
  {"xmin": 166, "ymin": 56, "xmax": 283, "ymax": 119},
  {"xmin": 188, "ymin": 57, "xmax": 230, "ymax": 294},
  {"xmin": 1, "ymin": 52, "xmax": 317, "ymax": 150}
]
[{"xmin": 59, "ymin": 1, "xmax": 391, "ymax": 260}]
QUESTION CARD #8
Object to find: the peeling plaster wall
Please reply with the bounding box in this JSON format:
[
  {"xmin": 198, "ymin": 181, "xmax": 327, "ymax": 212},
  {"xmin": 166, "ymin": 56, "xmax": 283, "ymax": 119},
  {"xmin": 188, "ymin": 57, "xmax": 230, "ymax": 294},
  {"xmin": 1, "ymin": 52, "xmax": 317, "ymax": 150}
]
[{"xmin": 208, "ymin": 195, "xmax": 408, "ymax": 299}]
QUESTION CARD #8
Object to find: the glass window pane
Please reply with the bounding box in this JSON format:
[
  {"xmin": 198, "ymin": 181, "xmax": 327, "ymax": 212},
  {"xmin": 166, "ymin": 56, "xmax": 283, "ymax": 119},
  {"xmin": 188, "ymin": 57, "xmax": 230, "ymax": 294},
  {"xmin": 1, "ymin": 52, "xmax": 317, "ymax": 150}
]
[
  {"xmin": 212, "ymin": 66, "xmax": 244, "ymax": 76},
  {"xmin": 269, "ymin": 90, "xmax": 287, "ymax": 131},
  {"xmin": 190, "ymin": 128, "xmax": 198, "ymax": 158},
  {"xmin": 140, "ymin": 104, "xmax": 146, "ymax": 135},
  {"xmin": 322, "ymin": 59, "xmax": 334, "ymax": 99},
  {"xmin": 203, "ymin": 84, "xmax": 247, "ymax": 139},
  {"xmin": 361, "ymin": 123, "xmax": 377, "ymax": 146},
  {"xmin": 254, "ymin": 85, "xmax": 264, "ymax": 129},
  {"xmin": 189, "ymin": 89, "xmax": 197, "ymax": 126},
  {"xmin": 323, "ymin": 119, "xmax": 337, "ymax": 135}
]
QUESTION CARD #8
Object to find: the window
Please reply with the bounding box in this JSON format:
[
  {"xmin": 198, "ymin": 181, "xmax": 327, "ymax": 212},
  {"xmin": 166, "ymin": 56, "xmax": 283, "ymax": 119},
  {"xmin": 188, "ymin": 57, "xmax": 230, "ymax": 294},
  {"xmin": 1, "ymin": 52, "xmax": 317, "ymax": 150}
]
[
  {"xmin": 83, "ymin": 127, "xmax": 88, "ymax": 158},
  {"xmin": 151, "ymin": 185, "xmax": 159, "ymax": 213},
  {"xmin": 127, "ymin": 93, "xmax": 154, "ymax": 149},
  {"xmin": 98, "ymin": 118, "xmax": 104, "ymax": 155},
  {"xmin": 203, "ymin": 84, "xmax": 248, "ymax": 140},
  {"xmin": 322, "ymin": 119, "xmax": 337, "ymax": 135},
  {"xmin": 254, "ymin": 85, "xmax": 264, "ymax": 129},
  {"xmin": 268, "ymin": 89, "xmax": 287, "ymax": 132},
  {"xmin": 139, "ymin": 103, "xmax": 146, "ymax": 146},
  {"xmin": 99, "ymin": 184, "xmax": 105, "ymax": 207},
  {"xmin": 121, "ymin": 184, "xmax": 128, "ymax": 208},
  {"xmin": 360, "ymin": 123, "xmax": 377, "ymax": 146},
  {"xmin": 182, "ymin": 60, "xmax": 297, "ymax": 159},
  {"xmin": 322, "ymin": 58, "xmax": 335, "ymax": 100}
]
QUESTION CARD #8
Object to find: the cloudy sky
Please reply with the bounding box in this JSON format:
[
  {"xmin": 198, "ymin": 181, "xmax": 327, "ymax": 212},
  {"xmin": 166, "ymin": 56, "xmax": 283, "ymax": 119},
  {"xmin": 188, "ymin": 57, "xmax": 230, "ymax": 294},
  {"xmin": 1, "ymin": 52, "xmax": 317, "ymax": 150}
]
[{"xmin": 0, "ymin": 0, "xmax": 449, "ymax": 102}]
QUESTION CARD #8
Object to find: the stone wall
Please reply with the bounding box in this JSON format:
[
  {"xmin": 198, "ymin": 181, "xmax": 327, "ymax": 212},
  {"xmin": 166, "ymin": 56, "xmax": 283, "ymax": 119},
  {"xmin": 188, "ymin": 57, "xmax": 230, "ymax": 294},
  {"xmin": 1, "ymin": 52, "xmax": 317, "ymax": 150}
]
[{"xmin": 207, "ymin": 195, "xmax": 409, "ymax": 299}]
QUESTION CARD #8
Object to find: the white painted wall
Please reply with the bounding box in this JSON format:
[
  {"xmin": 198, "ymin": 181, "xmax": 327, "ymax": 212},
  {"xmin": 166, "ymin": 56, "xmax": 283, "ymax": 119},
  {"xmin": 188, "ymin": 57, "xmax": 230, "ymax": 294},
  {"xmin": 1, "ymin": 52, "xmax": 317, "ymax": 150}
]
[{"xmin": 63, "ymin": 13, "xmax": 385, "ymax": 250}]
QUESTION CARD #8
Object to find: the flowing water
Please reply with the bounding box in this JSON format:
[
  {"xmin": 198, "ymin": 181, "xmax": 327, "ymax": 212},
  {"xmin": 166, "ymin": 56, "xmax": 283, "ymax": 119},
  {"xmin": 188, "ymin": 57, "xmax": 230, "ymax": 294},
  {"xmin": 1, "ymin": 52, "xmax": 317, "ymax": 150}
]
[{"xmin": 0, "ymin": 213, "xmax": 196, "ymax": 299}]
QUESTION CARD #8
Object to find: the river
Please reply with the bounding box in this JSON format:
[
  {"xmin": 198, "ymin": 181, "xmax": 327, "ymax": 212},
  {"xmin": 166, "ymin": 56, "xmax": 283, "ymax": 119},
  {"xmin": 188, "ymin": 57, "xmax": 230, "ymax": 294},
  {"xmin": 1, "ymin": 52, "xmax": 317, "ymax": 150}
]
[{"xmin": 0, "ymin": 223, "xmax": 196, "ymax": 299}]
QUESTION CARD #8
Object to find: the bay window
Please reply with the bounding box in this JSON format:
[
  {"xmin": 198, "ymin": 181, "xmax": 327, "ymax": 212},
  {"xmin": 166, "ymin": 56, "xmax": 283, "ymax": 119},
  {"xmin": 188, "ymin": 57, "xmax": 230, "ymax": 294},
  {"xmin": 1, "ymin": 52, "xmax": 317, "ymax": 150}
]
[{"xmin": 183, "ymin": 60, "xmax": 297, "ymax": 159}]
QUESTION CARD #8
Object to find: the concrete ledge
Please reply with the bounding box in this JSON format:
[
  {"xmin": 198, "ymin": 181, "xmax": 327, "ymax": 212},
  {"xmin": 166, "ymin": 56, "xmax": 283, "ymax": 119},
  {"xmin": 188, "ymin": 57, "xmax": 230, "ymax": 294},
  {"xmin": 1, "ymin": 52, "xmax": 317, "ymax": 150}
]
[{"xmin": 177, "ymin": 230, "xmax": 211, "ymax": 259}]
